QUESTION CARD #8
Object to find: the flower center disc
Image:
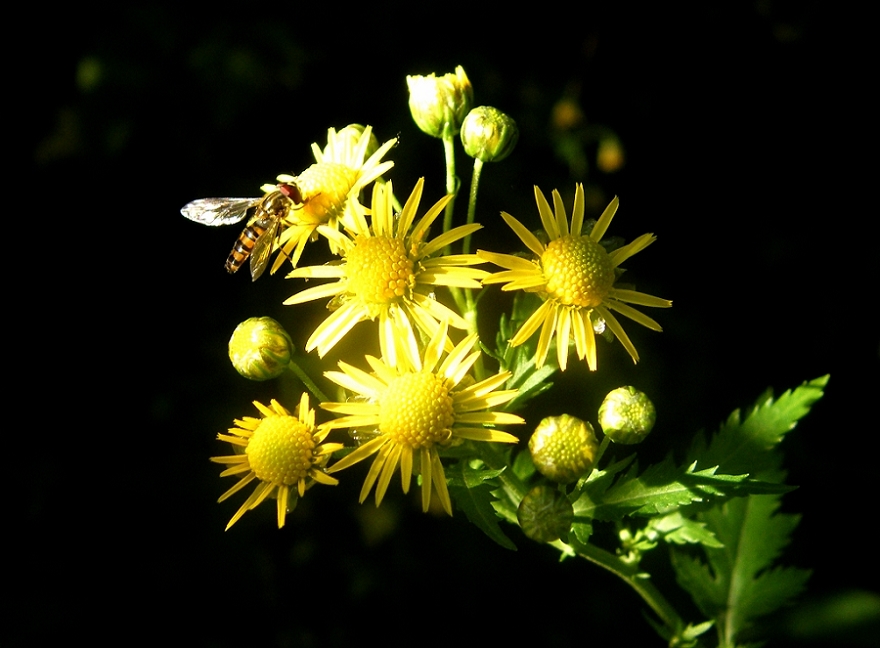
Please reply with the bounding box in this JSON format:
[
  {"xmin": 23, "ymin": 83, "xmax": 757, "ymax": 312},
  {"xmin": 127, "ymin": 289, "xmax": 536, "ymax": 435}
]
[
  {"xmin": 246, "ymin": 416, "xmax": 315, "ymax": 485},
  {"xmin": 346, "ymin": 236, "xmax": 415, "ymax": 305},
  {"xmin": 379, "ymin": 372, "xmax": 455, "ymax": 448},
  {"xmin": 541, "ymin": 235, "xmax": 615, "ymax": 308}
]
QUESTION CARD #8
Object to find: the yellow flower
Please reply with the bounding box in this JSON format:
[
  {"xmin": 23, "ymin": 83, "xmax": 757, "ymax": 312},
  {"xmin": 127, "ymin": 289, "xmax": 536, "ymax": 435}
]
[
  {"xmin": 321, "ymin": 322, "xmax": 523, "ymax": 515},
  {"xmin": 284, "ymin": 178, "xmax": 488, "ymax": 364},
  {"xmin": 269, "ymin": 125, "xmax": 397, "ymax": 274},
  {"xmin": 211, "ymin": 395, "xmax": 342, "ymax": 530},
  {"xmin": 478, "ymin": 184, "xmax": 671, "ymax": 371}
]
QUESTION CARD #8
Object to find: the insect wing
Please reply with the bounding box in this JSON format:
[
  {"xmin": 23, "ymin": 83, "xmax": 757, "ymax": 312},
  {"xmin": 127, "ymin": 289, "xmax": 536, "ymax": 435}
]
[
  {"xmin": 248, "ymin": 216, "xmax": 282, "ymax": 281},
  {"xmin": 180, "ymin": 197, "xmax": 259, "ymax": 226}
]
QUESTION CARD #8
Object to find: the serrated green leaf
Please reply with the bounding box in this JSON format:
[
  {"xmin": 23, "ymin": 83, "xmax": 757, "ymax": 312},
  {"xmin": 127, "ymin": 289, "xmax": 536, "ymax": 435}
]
[
  {"xmin": 446, "ymin": 461, "xmax": 517, "ymax": 551},
  {"xmin": 648, "ymin": 512, "xmax": 724, "ymax": 548},
  {"xmin": 673, "ymin": 494, "xmax": 811, "ymax": 647},
  {"xmin": 572, "ymin": 458, "xmax": 788, "ymax": 523},
  {"xmin": 689, "ymin": 375, "xmax": 828, "ymax": 476}
]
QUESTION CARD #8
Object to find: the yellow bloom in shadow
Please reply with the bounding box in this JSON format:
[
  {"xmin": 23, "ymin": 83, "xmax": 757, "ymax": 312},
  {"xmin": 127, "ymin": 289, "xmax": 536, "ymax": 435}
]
[
  {"xmin": 211, "ymin": 394, "xmax": 342, "ymax": 530},
  {"xmin": 478, "ymin": 184, "xmax": 671, "ymax": 371},
  {"xmin": 270, "ymin": 125, "xmax": 397, "ymax": 273},
  {"xmin": 321, "ymin": 322, "xmax": 523, "ymax": 515},
  {"xmin": 284, "ymin": 178, "xmax": 488, "ymax": 364}
]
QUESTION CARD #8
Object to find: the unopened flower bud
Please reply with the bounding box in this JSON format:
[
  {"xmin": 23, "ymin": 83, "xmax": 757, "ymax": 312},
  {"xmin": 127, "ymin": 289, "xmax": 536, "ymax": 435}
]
[
  {"xmin": 461, "ymin": 106, "xmax": 519, "ymax": 163},
  {"xmin": 228, "ymin": 316, "xmax": 294, "ymax": 381},
  {"xmin": 326, "ymin": 124, "xmax": 379, "ymax": 160},
  {"xmin": 406, "ymin": 65, "xmax": 473, "ymax": 138},
  {"xmin": 528, "ymin": 414, "xmax": 599, "ymax": 483},
  {"xmin": 598, "ymin": 386, "xmax": 656, "ymax": 444},
  {"xmin": 517, "ymin": 483, "xmax": 574, "ymax": 543}
]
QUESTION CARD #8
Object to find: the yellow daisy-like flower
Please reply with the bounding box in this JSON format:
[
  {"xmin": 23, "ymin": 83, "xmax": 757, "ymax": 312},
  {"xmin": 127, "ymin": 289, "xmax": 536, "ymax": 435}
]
[
  {"xmin": 211, "ymin": 394, "xmax": 343, "ymax": 530},
  {"xmin": 478, "ymin": 184, "xmax": 671, "ymax": 371},
  {"xmin": 269, "ymin": 124, "xmax": 397, "ymax": 273},
  {"xmin": 284, "ymin": 177, "xmax": 488, "ymax": 364},
  {"xmin": 321, "ymin": 322, "xmax": 524, "ymax": 515}
]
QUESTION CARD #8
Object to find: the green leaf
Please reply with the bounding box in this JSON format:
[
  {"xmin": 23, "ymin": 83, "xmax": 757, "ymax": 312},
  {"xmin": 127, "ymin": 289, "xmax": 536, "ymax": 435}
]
[
  {"xmin": 491, "ymin": 293, "xmax": 558, "ymax": 411},
  {"xmin": 572, "ymin": 458, "xmax": 789, "ymax": 522},
  {"xmin": 672, "ymin": 494, "xmax": 811, "ymax": 647},
  {"xmin": 648, "ymin": 512, "xmax": 724, "ymax": 548},
  {"xmin": 689, "ymin": 375, "xmax": 828, "ymax": 477},
  {"xmin": 446, "ymin": 461, "xmax": 517, "ymax": 551},
  {"xmin": 670, "ymin": 378, "xmax": 825, "ymax": 647}
]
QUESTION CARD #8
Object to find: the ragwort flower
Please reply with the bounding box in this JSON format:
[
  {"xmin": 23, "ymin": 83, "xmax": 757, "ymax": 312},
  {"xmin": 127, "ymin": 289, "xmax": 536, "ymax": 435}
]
[
  {"xmin": 270, "ymin": 125, "xmax": 397, "ymax": 273},
  {"xmin": 211, "ymin": 394, "xmax": 342, "ymax": 530},
  {"xmin": 284, "ymin": 178, "xmax": 488, "ymax": 364},
  {"xmin": 322, "ymin": 322, "xmax": 523, "ymax": 515},
  {"xmin": 478, "ymin": 184, "xmax": 671, "ymax": 371}
]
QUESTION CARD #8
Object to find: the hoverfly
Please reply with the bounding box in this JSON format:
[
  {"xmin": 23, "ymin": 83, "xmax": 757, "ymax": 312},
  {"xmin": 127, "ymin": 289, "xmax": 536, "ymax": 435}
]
[{"xmin": 181, "ymin": 182, "xmax": 304, "ymax": 281}]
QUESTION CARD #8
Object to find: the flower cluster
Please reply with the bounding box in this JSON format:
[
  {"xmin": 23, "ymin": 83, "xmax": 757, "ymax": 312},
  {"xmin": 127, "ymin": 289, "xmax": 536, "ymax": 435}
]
[{"xmin": 188, "ymin": 65, "xmax": 670, "ymax": 532}]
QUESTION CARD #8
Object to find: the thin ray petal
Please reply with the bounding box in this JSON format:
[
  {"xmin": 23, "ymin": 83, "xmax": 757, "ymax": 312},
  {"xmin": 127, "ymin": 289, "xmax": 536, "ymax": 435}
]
[
  {"xmin": 590, "ymin": 195, "xmax": 619, "ymax": 242},
  {"xmin": 501, "ymin": 212, "xmax": 547, "ymax": 256}
]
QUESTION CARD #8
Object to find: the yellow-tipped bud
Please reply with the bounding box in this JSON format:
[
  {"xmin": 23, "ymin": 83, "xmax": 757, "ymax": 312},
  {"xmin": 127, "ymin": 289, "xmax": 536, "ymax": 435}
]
[
  {"xmin": 406, "ymin": 65, "xmax": 473, "ymax": 138},
  {"xmin": 528, "ymin": 414, "xmax": 599, "ymax": 483},
  {"xmin": 517, "ymin": 484, "xmax": 574, "ymax": 543},
  {"xmin": 598, "ymin": 386, "xmax": 656, "ymax": 444},
  {"xmin": 461, "ymin": 106, "xmax": 519, "ymax": 162},
  {"xmin": 228, "ymin": 317, "xmax": 294, "ymax": 381}
]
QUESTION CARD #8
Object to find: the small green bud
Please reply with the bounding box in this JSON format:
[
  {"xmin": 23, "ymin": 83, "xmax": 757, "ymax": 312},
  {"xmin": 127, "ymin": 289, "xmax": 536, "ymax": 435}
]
[
  {"xmin": 598, "ymin": 386, "xmax": 656, "ymax": 444},
  {"xmin": 461, "ymin": 106, "xmax": 519, "ymax": 162},
  {"xmin": 517, "ymin": 484, "xmax": 574, "ymax": 543},
  {"xmin": 406, "ymin": 65, "xmax": 473, "ymax": 138},
  {"xmin": 228, "ymin": 317, "xmax": 294, "ymax": 381},
  {"xmin": 528, "ymin": 414, "xmax": 599, "ymax": 483}
]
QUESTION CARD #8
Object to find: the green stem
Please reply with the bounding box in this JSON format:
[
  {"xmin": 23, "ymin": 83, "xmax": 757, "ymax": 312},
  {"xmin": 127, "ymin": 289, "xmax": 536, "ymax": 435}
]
[
  {"xmin": 463, "ymin": 157, "xmax": 483, "ymax": 255},
  {"xmin": 441, "ymin": 128, "xmax": 458, "ymax": 245},
  {"xmin": 286, "ymin": 358, "xmax": 329, "ymax": 403},
  {"xmin": 566, "ymin": 541, "xmax": 685, "ymax": 634}
]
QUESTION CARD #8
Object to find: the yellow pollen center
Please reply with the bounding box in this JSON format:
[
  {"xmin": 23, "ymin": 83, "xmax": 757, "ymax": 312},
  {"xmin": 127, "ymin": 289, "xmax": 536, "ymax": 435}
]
[
  {"xmin": 379, "ymin": 372, "xmax": 455, "ymax": 449},
  {"xmin": 346, "ymin": 236, "xmax": 415, "ymax": 305},
  {"xmin": 246, "ymin": 416, "xmax": 316, "ymax": 485},
  {"xmin": 541, "ymin": 235, "xmax": 615, "ymax": 308}
]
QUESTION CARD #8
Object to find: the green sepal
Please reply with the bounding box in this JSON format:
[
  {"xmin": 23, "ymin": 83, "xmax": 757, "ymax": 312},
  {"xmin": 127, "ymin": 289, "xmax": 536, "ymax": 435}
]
[
  {"xmin": 446, "ymin": 460, "xmax": 517, "ymax": 551},
  {"xmin": 512, "ymin": 448, "xmax": 536, "ymax": 480}
]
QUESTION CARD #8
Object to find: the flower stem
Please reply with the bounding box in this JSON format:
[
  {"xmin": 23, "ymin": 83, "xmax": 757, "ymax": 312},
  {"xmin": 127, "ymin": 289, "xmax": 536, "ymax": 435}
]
[
  {"xmin": 463, "ymin": 158, "xmax": 483, "ymax": 255},
  {"xmin": 441, "ymin": 128, "xmax": 458, "ymax": 245},
  {"xmin": 567, "ymin": 540, "xmax": 685, "ymax": 634},
  {"xmin": 286, "ymin": 358, "xmax": 329, "ymax": 403}
]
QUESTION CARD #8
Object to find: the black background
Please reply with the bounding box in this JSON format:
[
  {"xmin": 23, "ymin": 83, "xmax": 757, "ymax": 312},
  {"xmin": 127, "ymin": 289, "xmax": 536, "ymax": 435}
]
[{"xmin": 14, "ymin": 2, "xmax": 877, "ymax": 646}]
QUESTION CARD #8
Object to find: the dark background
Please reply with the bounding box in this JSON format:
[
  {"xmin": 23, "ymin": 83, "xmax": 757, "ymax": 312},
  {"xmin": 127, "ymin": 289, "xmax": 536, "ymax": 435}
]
[{"xmin": 15, "ymin": 2, "xmax": 876, "ymax": 646}]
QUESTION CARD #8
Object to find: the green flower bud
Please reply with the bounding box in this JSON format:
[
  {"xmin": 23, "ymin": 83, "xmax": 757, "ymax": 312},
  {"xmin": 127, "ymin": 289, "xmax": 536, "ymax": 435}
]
[
  {"xmin": 406, "ymin": 65, "xmax": 473, "ymax": 138},
  {"xmin": 598, "ymin": 386, "xmax": 656, "ymax": 444},
  {"xmin": 528, "ymin": 414, "xmax": 599, "ymax": 483},
  {"xmin": 228, "ymin": 317, "xmax": 294, "ymax": 381},
  {"xmin": 461, "ymin": 106, "xmax": 519, "ymax": 162},
  {"xmin": 517, "ymin": 484, "xmax": 574, "ymax": 543}
]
